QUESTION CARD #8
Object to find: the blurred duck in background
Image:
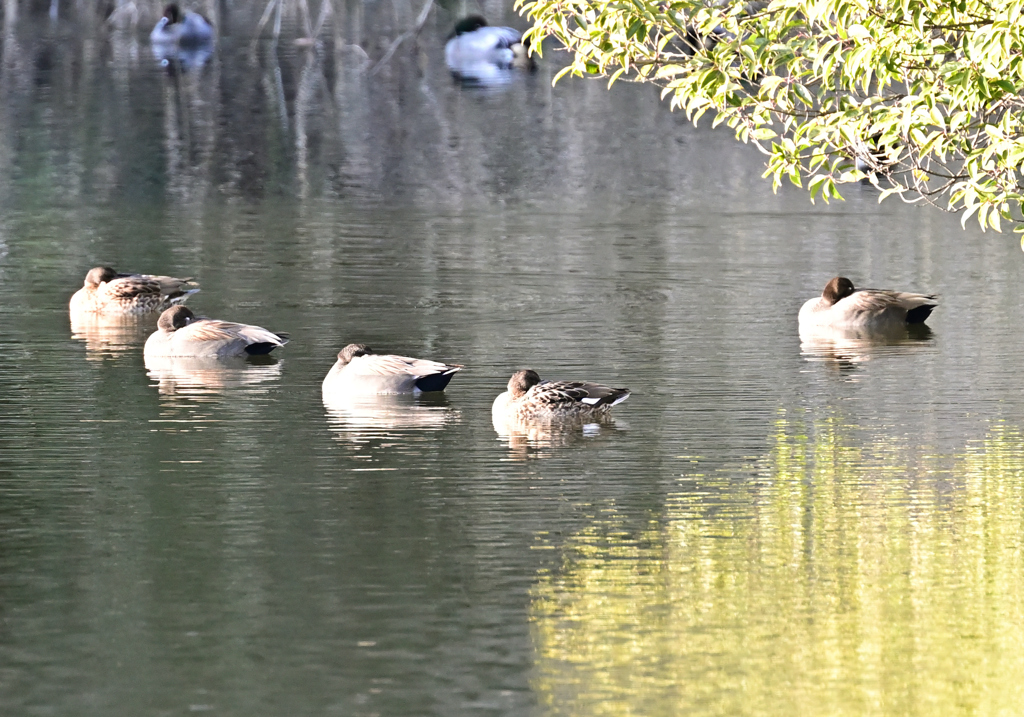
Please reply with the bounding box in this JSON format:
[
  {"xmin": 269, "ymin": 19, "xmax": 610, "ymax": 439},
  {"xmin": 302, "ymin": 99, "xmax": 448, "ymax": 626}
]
[
  {"xmin": 151, "ymin": 3, "xmax": 215, "ymax": 70},
  {"xmin": 151, "ymin": 3, "xmax": 215, "ymax": 45},
  {"xmin": 444, "ymin": 15, "xmax": 534, "ymax": 87}
]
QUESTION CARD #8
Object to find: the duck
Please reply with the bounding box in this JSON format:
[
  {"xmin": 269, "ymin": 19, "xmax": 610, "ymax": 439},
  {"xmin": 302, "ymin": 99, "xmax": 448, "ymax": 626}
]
[
  {"xmin": 492, "ymin": 369, "xmax": 630, "ymax": 422},
  {"xmin": 321, "ymin": 343, "xmax": 463, "ymax": 396},
  {"xmin": 445, "ymin": 15, "xmax": 534, "ymax": 78},
  {"xmin": 144, "ymin": 306, "xmax": 288, "ymax": 358},
  {"xmin": 799, "ymin": 276, "xmax": 938, "ymax": 332},
  {"xmin": 69, "ymin": 266, "xmax": 199, "ymax": 316},
  {"xmin": 150, "ymin": 3, "xmax": 215, "ymax": 46}
]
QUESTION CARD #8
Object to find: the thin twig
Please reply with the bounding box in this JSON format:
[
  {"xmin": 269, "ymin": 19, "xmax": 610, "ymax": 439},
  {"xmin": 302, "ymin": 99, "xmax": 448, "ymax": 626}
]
[
  {"xmin": 368, "ymin": 0, "xmax": 434, "ymax": 76},
  {"xmin": 251, "ymin": 0, "xmax": 278, "ymax": 54}
]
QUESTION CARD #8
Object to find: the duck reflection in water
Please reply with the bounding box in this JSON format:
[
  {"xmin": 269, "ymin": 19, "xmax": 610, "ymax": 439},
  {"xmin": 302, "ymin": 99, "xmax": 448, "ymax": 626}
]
[
  {"xmin": 493, "ymin": 412, "xmax": 627, "ymax": 460},
  {"xmin": 71, "ymin": 314, "xmax": 154, "ymax": 361},
  {"xmin": 146, "ymin": 354, "xmax": 283, "ymax": 399},
  {"xmin": 800, "ymin": 323, "xmax": 935, "ymax": 373},
  {"xmin": 445, "ymin": 15, "xmax": 535, "ymax": 89},
  {"xmin": 323, "ymin": 392, "xmax": 459, "ymax": 443}
]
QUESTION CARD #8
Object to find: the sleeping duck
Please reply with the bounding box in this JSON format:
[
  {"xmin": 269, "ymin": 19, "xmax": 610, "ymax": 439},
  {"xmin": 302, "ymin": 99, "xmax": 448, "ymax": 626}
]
[
  {"xmin": 145, "ymin": 306, "xmax": 288, "ymax": 358},
  {"xmin": 69, "ymin": 266, "xmax": 199, "ymax": 316},
  {"xmin": 322, "ymin": 343, "xmax": 463, "ymax": 396},
  {"xmin": 492, "ymin": 369, "xmax": 630, "ymax": 422},
  {"xmin": 799, "ymin": 276, "xmax": 938, "ymax": 333}
]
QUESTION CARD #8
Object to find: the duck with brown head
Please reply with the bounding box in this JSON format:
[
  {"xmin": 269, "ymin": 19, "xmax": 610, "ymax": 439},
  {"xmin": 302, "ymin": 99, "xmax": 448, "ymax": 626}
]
[
  {"xmin": 145, "ymin": 306, "xmax": 288, "ymax": 358},
  {"xmin": 322, "ymin": 344, "xmax": 463, "ymax": 397},
  {"xmin": 492, "ymin": 369, "xmax": 630, "ymax": 422},
  {"xmin": 799, "ymin": 276, "xmax": 938, "ymax": 333},
  {"xmin": 69, "ymin": 266, "xmax": 199, "ymax": 316}
]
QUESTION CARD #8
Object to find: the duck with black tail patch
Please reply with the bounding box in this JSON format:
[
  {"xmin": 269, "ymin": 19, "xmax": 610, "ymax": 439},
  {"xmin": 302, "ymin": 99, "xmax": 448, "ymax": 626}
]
[
  {"xmin": 145, "ymin": 306, "xmax": 288, "ymax": 358},
  {"xmin": 799, "ymin": 276, "xmax": 938, "ymax": 335},
  {"xmin": 322, "ymin": 344, "xmax": 463, "ymax": 397},
  {"xmin": 492, "ymin": 369, "xmax": 630, "ymax": 422}
]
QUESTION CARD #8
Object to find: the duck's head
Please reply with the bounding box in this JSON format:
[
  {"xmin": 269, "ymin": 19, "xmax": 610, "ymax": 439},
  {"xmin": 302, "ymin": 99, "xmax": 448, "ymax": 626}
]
[
  {"xmin": 162, "ymin": 3, "xmax": 182, "ymax": 24},
  {"xmin": 158, "ymin": 305, "xmax": 195, "ymax": 332},
  {"xmin": 451, "ymin": 15, "xmax": 488, "ymax": 37},
  {"xmin": 823, "ymin": 276, "xmax": 856, "ymax": 305},
  {"xmin": 511, "ymin": 39, "xmax": 537, "ymax": 70},
  {"xmin": 85, "ymin": 266, "xmax": 118, "ymax": 287},
  {"xmin": 337, "ymin": 343, "xmax": 372, "ymax": 366},
  {"xmin": 508, "ymin": 369, "xmax": 541, "ymax": 398}
]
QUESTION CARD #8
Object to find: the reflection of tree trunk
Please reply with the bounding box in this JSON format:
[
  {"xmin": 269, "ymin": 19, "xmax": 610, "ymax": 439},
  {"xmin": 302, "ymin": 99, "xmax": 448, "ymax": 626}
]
[
  {"xmin": 164, "ymin": 76, "xmax": 184, "ymax": 194},
  {"xmin": 0, "ymin": 3, "xmax": 22, "ymax": 212},
  {"xmin": 3, "ymin": 0, "xmax": 17, "ymax": 34},
  {"xmin": 263, "ymin": 60, "xmax": 290, "ymax": 135},
  {"xmin": 294, "ymin": 50, "xmax": 320, "ymax": 199}
]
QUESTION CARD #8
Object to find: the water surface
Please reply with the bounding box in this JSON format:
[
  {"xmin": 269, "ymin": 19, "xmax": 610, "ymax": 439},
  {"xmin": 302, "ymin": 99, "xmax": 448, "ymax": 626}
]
[{"xmin": 1, "ymin": 5, "xmax": 1024, "ymax": 715}]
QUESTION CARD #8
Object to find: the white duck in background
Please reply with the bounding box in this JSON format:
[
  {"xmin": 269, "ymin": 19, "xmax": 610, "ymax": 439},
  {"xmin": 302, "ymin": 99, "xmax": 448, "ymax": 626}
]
[
  {"xmin": 444, "ymin": 15, "xmax": 534, "ymax": 86},
  {"xmin": 799, "ymin": 276, "xmax": 938, "ymax": 334},
  {"xmin": 322, "ymin": 344, "xmax": 463, "ymax": 397},
  {"xmin": 151, "ymin": 3, "xmax": 215, "ymax": 47}
]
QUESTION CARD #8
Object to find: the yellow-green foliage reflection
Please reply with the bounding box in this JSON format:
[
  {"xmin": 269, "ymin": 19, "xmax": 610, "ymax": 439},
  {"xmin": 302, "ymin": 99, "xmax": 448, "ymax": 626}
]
[{"xmin": 531, "ymin": 417, "xmax": 1024, "ymax": 716}]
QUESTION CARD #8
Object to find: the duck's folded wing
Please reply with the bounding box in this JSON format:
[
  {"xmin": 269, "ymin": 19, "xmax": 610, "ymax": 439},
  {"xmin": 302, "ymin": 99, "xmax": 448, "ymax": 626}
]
[
  {"xmin": 104, "ymin": 276, "xmax": 165, "ymax": 299},
  {"xmin": 147, "ymin": 274, "xmax": 198, "ymax": 297},
  {"xmin": 357, "ymin": 354, "xmax": 461, "ymax": 378},
  {"xmin": 534, "ymin": 381, "xmax": 629, "ymax": 407},
  {"xmin": 884, "ymin": 290, "xmax": 938, "ymax": 310},
  {"xmin": 105, "ymin": 274, "xmax": 196, "ymax": 299},
  {"xmin": 845, "ymin": 290, "xmax": 938, "ymax": 324},
  {"xmin": 182, "ymin": 320, "xmax": 286, "ymax": 346},
  {"xmin": 488, "ymin": 26, "xmax": 523, "ymax": 49}
]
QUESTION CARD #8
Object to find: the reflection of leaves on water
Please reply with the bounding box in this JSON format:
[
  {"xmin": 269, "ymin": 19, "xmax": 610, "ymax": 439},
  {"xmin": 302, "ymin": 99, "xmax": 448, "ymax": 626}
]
[
  {"xmin": 494, "ymin": 414, "xmax": 627, "ymax": 461},
  {"xmin": 530, "ymin": 414, "xmax": 1024, "ymax": 715}
]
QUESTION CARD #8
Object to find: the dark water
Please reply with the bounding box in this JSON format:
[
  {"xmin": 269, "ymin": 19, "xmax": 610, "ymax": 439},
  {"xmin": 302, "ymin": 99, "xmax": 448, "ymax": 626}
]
[{"xmin": 2, "ymin": 4, "xmax": 1024, "ymax": 715}]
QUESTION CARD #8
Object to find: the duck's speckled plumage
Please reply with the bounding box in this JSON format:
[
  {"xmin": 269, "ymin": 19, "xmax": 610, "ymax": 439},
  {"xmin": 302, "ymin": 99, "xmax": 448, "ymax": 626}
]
[
  {"xmin": 69, "ymin": 266, "xmax": 199, "ymax": 316},
  {"xmin": 144, "ymin": 306, "xmax": 288, "ymax": 358},
  {"xmin": 799, "ymin": 276, "xmax": 938, "ymax": 332},
  {"xmin": 492, "ymin": 369, "xmax": 630, "ymax": 421},
  {"xmin": 322, "ymin": 344, "xmax": 463, "ymax": 396}
]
